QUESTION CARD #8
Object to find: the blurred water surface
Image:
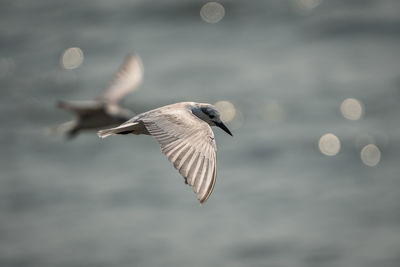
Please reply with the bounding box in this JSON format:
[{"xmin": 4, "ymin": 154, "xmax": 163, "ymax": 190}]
[{"xmin": 1, "ymin": 0, "xmax": 400, "ymax": 267}]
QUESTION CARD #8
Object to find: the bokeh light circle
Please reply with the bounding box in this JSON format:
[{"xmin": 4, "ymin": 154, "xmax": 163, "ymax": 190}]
[
  {"xmin": 61, "ymin": 47, "xmax": 84, "ymax": 70},
  {"xmin": 214, "ymin": 101, "xmax": 236, "ymax": 122},
  {"xmin": 340, "ymin": 98, "xmax": 363, "ymax": 120},
  {"xmin": 360, "ymin": 144, "xmax": 381, "ymax": 167},
  {"xmin": 318, "ymin": 133, "xmax": 341, "ymax": 156},
  {"xmin": 200, "ymin": 2, "xmax": 225, "ymax": 23}
]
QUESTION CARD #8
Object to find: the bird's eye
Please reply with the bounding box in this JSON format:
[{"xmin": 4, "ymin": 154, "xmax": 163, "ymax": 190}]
[{"xmin": 209, "ymin": 115, "xmax": 215, "ymax": 119}]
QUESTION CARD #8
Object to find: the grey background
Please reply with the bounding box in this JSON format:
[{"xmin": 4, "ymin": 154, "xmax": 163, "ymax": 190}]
[{"xmin": 1, "ymin": 0, "xmax": 400, "ymax": 266}]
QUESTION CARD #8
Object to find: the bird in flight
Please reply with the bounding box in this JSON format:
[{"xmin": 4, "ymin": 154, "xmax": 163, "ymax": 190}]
[
  {"xmin": 54, "ymin": 54, "xmax": 143, "ymax": 139},
  {"xmin": 98, "ymin": 102, "xmax": 233, "ymax": 204}
]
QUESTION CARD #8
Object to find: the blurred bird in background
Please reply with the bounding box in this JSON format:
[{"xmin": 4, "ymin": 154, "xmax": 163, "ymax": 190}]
[
  {"xmin": 53, "ymin": 53, "xmax": 143, "ymax": 139},
  {"xmin": 98, "ymin": 102, "xmax": 233, "ymax": 204}
]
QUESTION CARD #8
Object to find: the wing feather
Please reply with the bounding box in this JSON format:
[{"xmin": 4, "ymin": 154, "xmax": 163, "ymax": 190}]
[
  {"xmin": 142, "ymin": 109, "xmax": 217, "ymax": 204},
  {"xmin": 198, "ymin": 159, "xmax": 210, "ymax": 195},
  {"xmin": 187, "ymin": 152, "xmax": 202, "ymax": 185},
  {"xmin": 193, "ymin": 157, "xmax": 206, "ymax": 193},
  {"xmin": 177, "ymin": 146, "xmax": 195, "ymax": 170},
  {"xmin": 98, "ymin": 54, "xmax": 143, "ymax": 104}
]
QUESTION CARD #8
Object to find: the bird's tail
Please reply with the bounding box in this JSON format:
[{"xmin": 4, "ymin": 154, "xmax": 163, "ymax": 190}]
[
  {"xmin": 97, "ymin": 122, "xmax": 138, "ymax": 139},
  {"xmin": 97, "ymin": 128, "xmax": 118, "ymax": 138}
]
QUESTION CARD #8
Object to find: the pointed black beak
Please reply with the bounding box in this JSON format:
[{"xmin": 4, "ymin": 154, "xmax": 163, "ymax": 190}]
[{"xmin": 216, "ymin": 121, "xmax": 233, "ymax": 136}]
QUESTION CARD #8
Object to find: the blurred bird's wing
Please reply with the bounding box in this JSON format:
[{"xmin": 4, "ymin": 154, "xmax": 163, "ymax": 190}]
[
  {"xmin": 56, "ymin": 100, "xmax": 103, "ymax": 115},
  {"xmin": 48, "ymin": 120, "xmax": 76, "ymax": 135},
  {"xmin": 98, "ymin": 54, "xmax": 143, "ymax": 105},
  {"xmin": 142, "ymin": 109, "xmax": 217, "ymax": 204}
]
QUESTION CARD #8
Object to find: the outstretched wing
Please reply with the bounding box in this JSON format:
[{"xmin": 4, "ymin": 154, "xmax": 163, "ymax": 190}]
[
  {"xmin": 98, "ymin": 53, "xmax": 143, "ymax": 104},
  {"xmin": 56, "ymin": 100, "xmax": 103, "ymax": 115},
  {"xmin": 142, "ymin": 109, "xmax": 217, "ymax": 204}
]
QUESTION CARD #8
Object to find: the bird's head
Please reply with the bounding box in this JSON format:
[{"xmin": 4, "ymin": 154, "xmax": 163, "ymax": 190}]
[{"xmin": 192, "ymin": 103, "xmax": 233, "ymax": 136}]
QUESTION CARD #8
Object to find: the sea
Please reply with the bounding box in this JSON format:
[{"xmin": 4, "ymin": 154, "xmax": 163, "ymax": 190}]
[{"xmin": 1, "ymin": 0, "xmax": 400, "ymax": 266}]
